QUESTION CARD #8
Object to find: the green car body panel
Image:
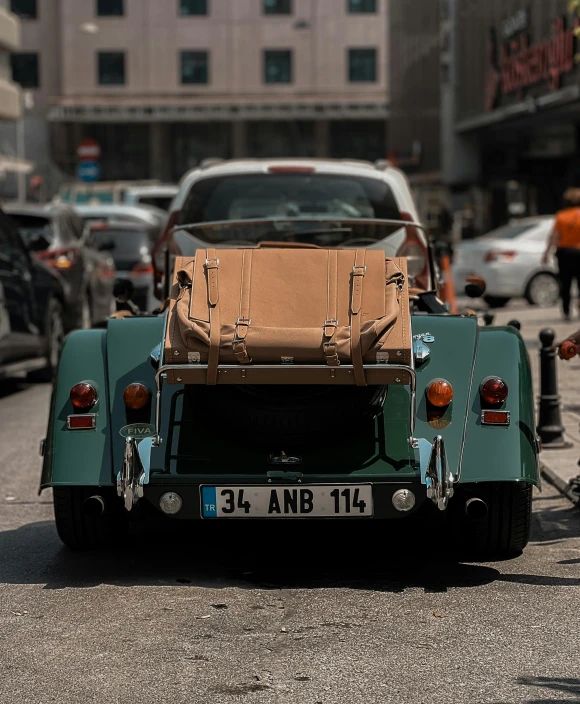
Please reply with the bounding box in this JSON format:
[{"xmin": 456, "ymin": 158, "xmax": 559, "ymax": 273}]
[{"xmin": 41, "ymin": 314, "xmax": 539, "ymax": 491}]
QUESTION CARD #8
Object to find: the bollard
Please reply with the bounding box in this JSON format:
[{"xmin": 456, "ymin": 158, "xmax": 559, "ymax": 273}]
[
  {"xmin": 536, "ymin": 328, "xmax": 571, "ymax": 449},
  {"xmin": 507, "ymin": 320, "xmax": 521, "ymax": 330},
  {"xmin": 483, "ymin": 312, "xmax": 495, "ymax": 326}
]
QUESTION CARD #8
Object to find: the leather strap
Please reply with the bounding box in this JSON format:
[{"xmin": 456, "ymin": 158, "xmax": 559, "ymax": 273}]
[
  {"xmin": 233, "ymin": 249, "xmax": 252, "ymax": 364},
  {"xmin": 350, "ymin": 249, "xmax": 367, "ymax": 386},
  {"xmin": 323, "ymin": 250, "xmax": 339, "ymax": 366},
  {"xmin": 205, "ymin": 249, "xmax": 220, "ymax": 385}
]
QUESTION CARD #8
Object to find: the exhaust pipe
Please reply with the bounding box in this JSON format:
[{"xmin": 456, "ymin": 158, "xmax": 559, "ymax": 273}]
[
  {"xmin": 83, "ymin": 495, "xmax": 106, "ymax": 517},
  {"xmin": 465, "ymin": 497, "xmax": 488, "ymax": 520}
]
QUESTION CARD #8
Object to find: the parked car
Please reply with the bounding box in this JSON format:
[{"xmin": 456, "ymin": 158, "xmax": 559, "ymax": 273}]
[
  {"xmin": 452, "ymin": 216, "xmax": 559, "ymax": 308},
  {"xmin": 123, "ymin": 185, "xmax": 179, "ymax": 212},
  {"xmin": 86, "ymin": 221, "xmax": 159, "ymax": 312},
  {"xmin": 41, "ymin": 159, "xmax": 538, "ymax": 561},
  {"xmin": 4, "ymin": 204, "xmax": 116, "ymax": 330},
  {"xmin": 73, "ymin": 204, "xmax": 167, "ymax": 230},
  {"xmin": 0, "ymin": 208, "xmax": 67, "ymax": 381}
]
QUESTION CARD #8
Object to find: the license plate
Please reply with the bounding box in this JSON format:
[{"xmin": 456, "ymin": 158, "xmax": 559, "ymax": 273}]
[{"xmin": 201, "ymin": 485, "xmax": 373, "ymax": 518}]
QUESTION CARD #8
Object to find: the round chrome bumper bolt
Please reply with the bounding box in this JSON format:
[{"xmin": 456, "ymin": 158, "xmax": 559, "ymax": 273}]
[
  {"xmin": 159, "ymin": 492, "xmax": 183, "ymax": 515},
  {"xmin": 392, "ymin": 489, "xmax": 416, "ymax": 512}
]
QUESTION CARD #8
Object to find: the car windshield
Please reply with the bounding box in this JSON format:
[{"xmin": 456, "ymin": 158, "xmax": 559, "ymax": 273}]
[
  {"xmin": 91, "ymin": 228, "xmax": 153, "ymax": 255},
  {"xmin": 178, "ymin": 173, "xmax": 401, "ymax": 224},
  {"xmin": 481, "ymin": 223, "xmax": 538, "ymax": 240},
  {"xmin": 173, "ymin": 218, "xmax": 409, "ymax": 252}
]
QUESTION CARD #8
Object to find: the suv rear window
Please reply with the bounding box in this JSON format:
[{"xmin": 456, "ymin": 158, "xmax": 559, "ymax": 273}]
[{"xmin": 178, "ymin": 173, "xmax": 401, "ymax": 224}]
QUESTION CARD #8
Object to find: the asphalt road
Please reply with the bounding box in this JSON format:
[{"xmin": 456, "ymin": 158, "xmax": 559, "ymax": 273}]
[{"xmin": 1, "ymin": 380, "xmax": 580, "ymax": 704}]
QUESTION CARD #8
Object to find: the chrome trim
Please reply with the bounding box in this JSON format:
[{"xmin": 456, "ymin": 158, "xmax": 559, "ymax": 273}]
[
  {"xmin": 425, "ymin": 435, "xmax": 455, "ymax": 511},
  {"xmin": 66, "ymin": 414, "xmax": 97, "ymax": 430},
  {"xmin": 153, "ymin": 363, "xmax": 418, "ymax": 448},
  {"xmin": 117, "ymin": 436, "xmax": 148, "ymax": 511},
  {"xmin": 481, "ymin": 410, "xmax": 511, "ymax": 427}
]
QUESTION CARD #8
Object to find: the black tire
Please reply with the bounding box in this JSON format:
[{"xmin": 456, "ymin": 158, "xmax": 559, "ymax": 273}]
[
  {"xmin": 53, "ymin": 486, "xmax": 128, "ymax": 550},
  {"xmin": 189, "ymin": 384, "xmax": 387, "ymax": 449},
  {"xmin": 452, "ymin": 482, "xmax": 533, "ymax": 561},
  {"xmin": 29, "ymin": 298, "xmax": 65, "ymax": 383},
  {"xmin": 524, "ymin": 272, "xmax": 560, "ymax": 308},
  {"xmin": 483, "ymin": 295, "xmax": 510, "ymax": 309}
]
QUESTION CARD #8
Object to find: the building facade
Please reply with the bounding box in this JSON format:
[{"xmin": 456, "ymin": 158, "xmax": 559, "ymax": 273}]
[
  {"xmin": 456, "ymin": 0, "xmax": 580, "ymax": 227},
  {"xmin": 4, "ymin": 0, "xmax": 390, "ymax": 194},
  {"xmin": 0, "ymin": 0, "xmax": 22, "ymax": 178},
  {"xmin": 388, "ymin": 0, "xmax": 443, "ymax": 228}
]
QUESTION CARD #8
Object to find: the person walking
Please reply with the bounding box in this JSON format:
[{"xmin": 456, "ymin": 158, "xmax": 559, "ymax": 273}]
[{"xmin": 543, "ymin": 188, "xmax": 580, "ymax": 320}]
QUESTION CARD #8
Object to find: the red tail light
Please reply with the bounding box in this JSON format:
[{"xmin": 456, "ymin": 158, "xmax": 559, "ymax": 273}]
[
  {"xmin": 152, "ymin": 210, "xmax": 178, "ymax": 299},
  {"xmin": 36, "ymin": 247, "xmax": 79, "ymax": 270},
  {"xmin": 70, "ymin": 382, "xmax": 97, "ymax": 411},
  {"xmin": 484, "ymin": 250, "xmax": 517, "ymax": 263},
  {"xmin": 131, "ymin": 262, "xmax": 154, "ymax": 277},
  {"xmin": 396, "ymin": 212, "xmax": 429, "ymax": 289},
  {"xmin": 480, "ymin": 376, "xmax": 508, "ymax": 405}
]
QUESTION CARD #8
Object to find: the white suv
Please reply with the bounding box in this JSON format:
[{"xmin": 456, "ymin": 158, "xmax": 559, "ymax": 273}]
[{"xmin": 153, "ymin": 158, "xmax": 428, "ymax": 298}]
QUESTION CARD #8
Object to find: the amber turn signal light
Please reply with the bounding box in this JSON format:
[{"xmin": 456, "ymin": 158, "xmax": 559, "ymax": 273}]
[
  {"xmin": 426, "ymin": 379, "xmax": 454, "ymax": 408},
  {"xmin": 480, "ymin": 376, "xmax": 508, "ymax": 405},
  {"xmin": 123, "ymin": 383, "xmax": 150, "ymax": 410},
  {"xmin": 70, "ymin": 382, "xmax": 97, "ymax": 411}
]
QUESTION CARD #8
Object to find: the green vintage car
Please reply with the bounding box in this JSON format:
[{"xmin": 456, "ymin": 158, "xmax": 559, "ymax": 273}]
[{"xmin": 40, "ymin": 163, "xmax": 539, "ymax": 559}]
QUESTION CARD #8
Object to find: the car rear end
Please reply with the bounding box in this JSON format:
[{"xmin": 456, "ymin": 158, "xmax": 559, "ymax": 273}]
[{"xmin": 88, "ymin": 221, "xmax": 157, "ymax": 311}]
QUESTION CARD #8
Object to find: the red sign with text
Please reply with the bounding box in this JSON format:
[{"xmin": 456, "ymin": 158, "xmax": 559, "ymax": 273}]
[
  {"xmin": 77, "ymin": 139, "xmax": 101, "ymax": 161},
  {"xmin": 486, "ymin": 16, "xmax": 577, "ymax": 112}
]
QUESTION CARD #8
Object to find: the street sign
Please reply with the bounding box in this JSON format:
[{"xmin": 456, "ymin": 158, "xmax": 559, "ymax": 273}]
[
  {"xmin": 77, "ymin": 161, "xmax": 101, "ymax": 182},
  {"xmin": 77, "ymin": 139, "xmax": 101, "ymax": 161}
]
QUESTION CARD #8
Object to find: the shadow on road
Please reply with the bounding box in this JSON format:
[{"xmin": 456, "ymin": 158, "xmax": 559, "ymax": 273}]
[
  {"xmin": 0, "ymin": 380, "xmax": 46, "ymax": 401},
  {"xmin": 517, "ymin": 676, "xmax": 580, "ymax": 704},
  {"xmin": 0, "ymin": 505, "xmax": 578, "ymax": 592}
]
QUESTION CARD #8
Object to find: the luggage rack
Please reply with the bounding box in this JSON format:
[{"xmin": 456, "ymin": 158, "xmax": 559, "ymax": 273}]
[{"xmin": 153, "ymin": 362, "xmax": 418, "ymax": 449}]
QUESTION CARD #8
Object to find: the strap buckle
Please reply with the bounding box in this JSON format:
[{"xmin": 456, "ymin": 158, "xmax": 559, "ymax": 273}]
[
  {"xmin": 323, "ymin": 319, "xmax": 338, "ymax": 337},
  {"xmin": 205, "ymin": 257, "xmax": 220, "ymax": 268},
  {"xmin": 352, "ymin": 265, "xmax": 367, "ymax": 276}
]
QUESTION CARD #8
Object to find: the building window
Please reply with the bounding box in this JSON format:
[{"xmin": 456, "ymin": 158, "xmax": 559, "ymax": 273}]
[
  {"xmin": 11, "ymin": 53, "xmax": 39, "ymax": 88},
  {"xmin": 179, "ymin": 0, "xmax": 208, "ymax": 15},
  {"xmin": 264, "ymin": 50, "xmax": 292, "ymax": 84},
  {"xmin": 264, "ymin": 0, "xmax": 292, "ymax": 14},
  {"xmin": 181, "ymin": 51, "xmax": 209, "ymax": 84},
  {"xmin": 98, "ymin": 52, "xmax": 125, "ymax": 85},
  {"xmin": 10, "ymin": 0, "xmax": 37, "ymax": 19},
  {"xmin": 348, "ymin": 0, "xmax": 377, "ymax": 12},
  {"xmin": 97, "ymin": 0, "xmax": 124, "ymax": 16},
  {"xmin": 348, "ymin": 48, "xmax": 377, "ymax": 82}
]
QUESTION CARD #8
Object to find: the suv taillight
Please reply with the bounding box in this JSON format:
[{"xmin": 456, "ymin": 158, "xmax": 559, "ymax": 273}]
[{"xmin": 396, "ymin": 212, "xmax": 429, "ymax": 289}]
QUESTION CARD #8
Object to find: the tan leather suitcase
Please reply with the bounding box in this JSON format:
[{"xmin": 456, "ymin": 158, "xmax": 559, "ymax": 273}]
[{"xmin": 164, "ymin": 248, "xmax": 411, "ymax": 386}]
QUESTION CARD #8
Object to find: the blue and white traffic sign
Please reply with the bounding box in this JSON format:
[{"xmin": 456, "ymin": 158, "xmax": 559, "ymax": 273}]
[{"xmin": 77, "ymin": 161, "xmax": 101, "ymax": 182}]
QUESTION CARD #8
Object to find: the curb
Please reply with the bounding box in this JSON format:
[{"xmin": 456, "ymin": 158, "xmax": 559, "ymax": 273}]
[{"xmin": 540, "ymin": 461, "xmax": 580, "ymax": 506}]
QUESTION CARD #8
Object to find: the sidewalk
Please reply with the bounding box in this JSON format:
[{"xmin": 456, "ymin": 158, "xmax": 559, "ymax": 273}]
[{"xmin": 486, "ymin": 301, "xmax": 580, "ymax": 504}]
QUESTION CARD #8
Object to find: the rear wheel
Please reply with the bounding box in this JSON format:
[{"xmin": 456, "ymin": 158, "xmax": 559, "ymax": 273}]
[
  {"xmin": 451, "ymin": 482, "xmax": 533, "ymax": 561},
  {"xmin": 53, "ymin": 486, "xmax": 128, "ymax": 550},
  {"xmin": 483, "ymin": 295, "xmax": 510, "ymax": 308},
  {"xmin": 525, "ymin": 273, "xmax": 560, "ymax": 307}
]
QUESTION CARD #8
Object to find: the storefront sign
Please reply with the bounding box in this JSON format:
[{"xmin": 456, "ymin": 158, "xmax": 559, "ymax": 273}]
[{"xmin": 486, "ymin": 15, "xmax": 577, "ymax": 111}]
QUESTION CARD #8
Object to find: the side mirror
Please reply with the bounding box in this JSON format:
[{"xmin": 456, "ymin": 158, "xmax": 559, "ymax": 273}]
[{"xmin": 465, "ymin": 275, "xmax": 487, "ymax": 298}]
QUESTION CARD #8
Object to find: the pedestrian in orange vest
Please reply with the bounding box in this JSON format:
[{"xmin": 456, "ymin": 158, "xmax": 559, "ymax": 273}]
[{"xmin": 543, "ymin": 188, "xmax": 580, "ymax": 320}]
